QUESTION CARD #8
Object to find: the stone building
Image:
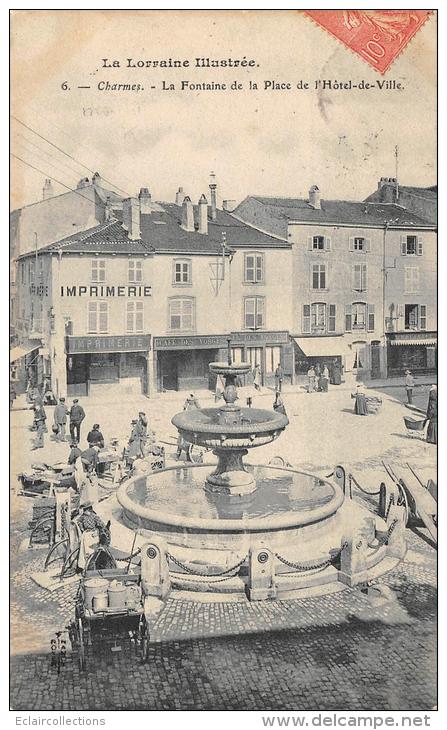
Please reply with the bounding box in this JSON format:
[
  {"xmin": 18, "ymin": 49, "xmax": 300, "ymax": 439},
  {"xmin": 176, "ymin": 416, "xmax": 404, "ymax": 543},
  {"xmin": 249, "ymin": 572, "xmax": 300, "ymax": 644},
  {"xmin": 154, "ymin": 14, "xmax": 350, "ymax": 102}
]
[
  {"xmin": 234, "ymin": 183, "xmax": 437, "ymax": 379},
  {"xmin": 14, "ymin": 182, "xmax": 295, "ymax": 398}
]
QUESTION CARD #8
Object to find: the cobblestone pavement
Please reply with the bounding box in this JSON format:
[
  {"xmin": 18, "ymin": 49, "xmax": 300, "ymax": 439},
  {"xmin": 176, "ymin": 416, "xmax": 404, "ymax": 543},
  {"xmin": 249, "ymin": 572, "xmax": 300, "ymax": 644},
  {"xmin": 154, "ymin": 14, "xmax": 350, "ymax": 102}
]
[{"xmin": 10, "ymin": 387, "xmax": 437, "ymax": 711}]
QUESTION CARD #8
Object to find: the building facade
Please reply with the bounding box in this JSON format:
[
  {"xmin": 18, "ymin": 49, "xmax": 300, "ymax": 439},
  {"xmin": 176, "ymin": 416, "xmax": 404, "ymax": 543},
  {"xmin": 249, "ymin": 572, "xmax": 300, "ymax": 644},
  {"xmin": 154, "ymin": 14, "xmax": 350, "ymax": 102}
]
[
  {"xmin": 15, "ymin": 184, "xmax": 295, "ymax": 398},
  {"xmin": 234, "ymin": 184, "xmax": 437, "ymax": 379}
]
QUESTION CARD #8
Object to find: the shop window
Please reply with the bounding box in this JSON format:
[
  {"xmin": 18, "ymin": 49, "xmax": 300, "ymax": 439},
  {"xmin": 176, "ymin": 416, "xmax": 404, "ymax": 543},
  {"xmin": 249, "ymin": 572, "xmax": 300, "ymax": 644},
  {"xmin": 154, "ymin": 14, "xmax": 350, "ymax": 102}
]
[
  {"xmin": 353, "ymin": 263, "xmax": 367, "ymax": 292},
  {"xmin": 401, "ymin": 235, "xmax": 423, "ymax": 256},
  {"xmin": 244, "ymin": 253, "xmax": 264, "ymax": 283},
  {"xmin": 128, "ymin": 260, "xmax": 143, "ymax": 283},
  {"xmin": 404, "ymin": 304, "xmax": 426, "ymax": 331},
  {"xmin": 244, "ymin": 297, "xmax": 265, "ymax": 329},
  {"xmin": 87, "ymin": 301, "xmax": 108, "ymax": 334},
  {"xmin": 126, "ymin": 301, "xmax": 144, "ymax": 333},
  {"xmin": 173, "ymin": 259, "xmax": 192, "ymax": 285},
  {"xmin": 91, "ymin": 259, "xmax": 106, "ymax": 283},
  {"xmin": 311, "ymin": 264, "xmax": 327, "ymax": 290},
  {"xmin": 169, "ymin": 297, "xmax": 194, "ymax": 331},
  {"xmin": 404, "ymin": 266, "xmax": 420, "ymax": 293},
  {"xmin": 349, "ymin": 237, "xmax": 370, "ymax": 252}
]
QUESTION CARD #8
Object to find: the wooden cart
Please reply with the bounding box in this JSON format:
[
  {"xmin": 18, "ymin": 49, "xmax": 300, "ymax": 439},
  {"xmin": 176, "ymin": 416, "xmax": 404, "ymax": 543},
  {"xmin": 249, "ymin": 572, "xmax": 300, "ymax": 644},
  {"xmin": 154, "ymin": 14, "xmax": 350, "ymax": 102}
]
[{"xmin": 69, "ymin": 567, "xmax": 149, "ymax": 671}]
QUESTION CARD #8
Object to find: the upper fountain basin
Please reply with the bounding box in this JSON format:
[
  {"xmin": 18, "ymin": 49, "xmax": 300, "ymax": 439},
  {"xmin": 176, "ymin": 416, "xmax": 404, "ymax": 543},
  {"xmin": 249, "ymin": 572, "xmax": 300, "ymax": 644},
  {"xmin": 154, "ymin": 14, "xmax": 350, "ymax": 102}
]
[{"xmin": 209, "ymin": 361, "xmax": 252, "ymax": 377}]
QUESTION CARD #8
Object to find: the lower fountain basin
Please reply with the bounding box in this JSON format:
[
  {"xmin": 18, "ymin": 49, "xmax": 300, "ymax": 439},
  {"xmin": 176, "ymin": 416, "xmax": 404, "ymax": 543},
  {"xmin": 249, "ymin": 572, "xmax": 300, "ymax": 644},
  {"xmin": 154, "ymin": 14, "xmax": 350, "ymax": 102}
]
[{"xmin": 117, "ymin": 463, "xmax": 344, "ymax": 551}]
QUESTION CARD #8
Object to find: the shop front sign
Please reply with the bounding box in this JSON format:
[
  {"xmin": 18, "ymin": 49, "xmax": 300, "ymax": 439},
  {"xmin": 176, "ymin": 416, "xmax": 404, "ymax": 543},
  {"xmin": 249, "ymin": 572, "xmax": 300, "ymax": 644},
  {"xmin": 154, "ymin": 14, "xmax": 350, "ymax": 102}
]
[
  {"xmin": 231, "ymin": 330, "xmax": 289, "ymax": 345},
  {"xmin": 66, "ymin": 334, "xmax": 151, "ymax": 354},
  {"xmin": 154, "ymin": 334, "xmax": 229, "ymax": 350}
]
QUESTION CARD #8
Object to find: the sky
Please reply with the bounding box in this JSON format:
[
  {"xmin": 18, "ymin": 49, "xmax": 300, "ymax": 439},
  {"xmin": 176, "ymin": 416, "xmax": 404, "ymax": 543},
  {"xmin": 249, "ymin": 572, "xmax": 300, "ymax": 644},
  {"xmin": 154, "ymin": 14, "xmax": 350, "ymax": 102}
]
[{"xmin": 10, "ymin": 10, "xmax": 437, "ymax": 210}]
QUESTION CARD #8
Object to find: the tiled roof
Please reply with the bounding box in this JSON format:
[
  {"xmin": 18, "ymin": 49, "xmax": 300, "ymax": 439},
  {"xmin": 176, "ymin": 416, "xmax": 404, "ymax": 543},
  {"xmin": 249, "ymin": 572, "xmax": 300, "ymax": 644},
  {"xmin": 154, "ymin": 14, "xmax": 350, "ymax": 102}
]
[
  {"xmin": 21, "ymin": 203, "xmax": 286, "ymax": 258},
  {"xmin": 398, "ymin": 185, "xmax": 437, "ymax": 200},
  {"xmin": 240, "ymin": 196, "xmax": 433, "ymax": 227}
]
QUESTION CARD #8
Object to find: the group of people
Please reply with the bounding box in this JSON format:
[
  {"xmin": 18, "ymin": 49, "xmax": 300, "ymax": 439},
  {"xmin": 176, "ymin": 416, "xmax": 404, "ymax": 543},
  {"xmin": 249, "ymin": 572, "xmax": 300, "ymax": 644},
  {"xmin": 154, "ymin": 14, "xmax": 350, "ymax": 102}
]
[
  {"xmin": 307, "ymin": 363, "xmax": 330, "ymax": 393},
  {"xmin": 31, "ymin": 396, "xmax": 86, "ymax": 450}
]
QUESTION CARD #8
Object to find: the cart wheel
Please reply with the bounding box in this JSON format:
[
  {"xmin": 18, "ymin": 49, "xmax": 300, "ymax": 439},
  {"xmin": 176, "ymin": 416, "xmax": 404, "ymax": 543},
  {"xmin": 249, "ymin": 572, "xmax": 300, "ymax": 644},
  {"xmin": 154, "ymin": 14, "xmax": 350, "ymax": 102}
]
[
  {"xmin": 396, "ymin": 483, "xmax": 410, "ymax": 526},
  {"xmin": 138, "ymin": 615, "xmax": 150, "ymax": 664},
  {"xmin": 78, "ymin": 617, "xmax": 86, "ymax": 671}
]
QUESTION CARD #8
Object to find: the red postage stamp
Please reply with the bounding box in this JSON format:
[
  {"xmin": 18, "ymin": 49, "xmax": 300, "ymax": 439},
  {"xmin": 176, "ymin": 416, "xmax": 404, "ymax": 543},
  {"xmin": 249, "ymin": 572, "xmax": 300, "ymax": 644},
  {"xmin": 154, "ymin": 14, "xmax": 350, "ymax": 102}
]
[{"xmin": 304, "ymin": 10, "xmax": 432, "ymax": 74}]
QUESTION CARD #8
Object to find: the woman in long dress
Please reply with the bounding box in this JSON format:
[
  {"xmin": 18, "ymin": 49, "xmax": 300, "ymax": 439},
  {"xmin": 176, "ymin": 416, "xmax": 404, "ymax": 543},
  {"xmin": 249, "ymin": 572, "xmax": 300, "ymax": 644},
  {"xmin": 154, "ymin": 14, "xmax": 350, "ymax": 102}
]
[{"xmin": 352, "ymin": 384, "xmax": 368, "ymax": 416}]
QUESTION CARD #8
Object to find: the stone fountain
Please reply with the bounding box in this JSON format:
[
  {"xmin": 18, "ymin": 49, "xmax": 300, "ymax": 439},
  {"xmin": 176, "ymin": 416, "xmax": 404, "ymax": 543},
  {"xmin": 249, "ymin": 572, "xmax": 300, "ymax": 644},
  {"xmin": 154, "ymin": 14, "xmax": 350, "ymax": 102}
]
[{"xmin": 103, "ymin": 341, "xmax": 406, "ymax": 599}]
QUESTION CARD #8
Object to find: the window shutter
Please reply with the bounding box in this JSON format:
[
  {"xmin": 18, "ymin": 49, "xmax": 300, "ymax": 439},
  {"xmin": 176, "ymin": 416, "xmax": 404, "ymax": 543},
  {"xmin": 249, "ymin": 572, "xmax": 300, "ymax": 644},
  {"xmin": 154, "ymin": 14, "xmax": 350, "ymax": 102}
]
[
  {"xmin": 321, "ymin": 264, "xmax": 327, "ymax": 290},
  {"xmin": 256, "ymin": 297, "xmax": 265, "ymax": 327},
  {"xmin": 88, "ymin": 302, "xmax": 96, "ymax": 333},
  {"xmin": 365, "ymin": 238, "xmax": 371, "ymax": 253},
  {"xmin": 126, "ymin": 302, "xmax": 134, "ymax": 332},
  {"xmin": 345, "ymin": 304, "xmax": 352, "ymax": 332},
  {"xmin": 308, "ymin": 236, "xmax": 313, "ymax": 251},
  {"xmin": 417, "ymin": 236, "xmax": 423, "ymax": 256},
  {"xmin": 362, "ymin": 263, "xmax": 367, "ymax": 291},
  {"xmin": 136, "ymin": 261, "xmax": 143, "ymax": 282},
  {"xmin": 367, "ymin": 304, "xmax": 375, "ymax": 332},
  {"xmin": 245, "ymin": 255, "xmax": 255, "ymax": 282},
  {"xmin": 99, "ymin": 302, "xmax": 108, "ymax": 333},
  {"xmin": 136, "ymin": 302, "xmax": 144, "ymax": 332},
  {"xmin": 419, "ymin": 305, "xmax": 426, "ymax": 330},
  {"xmin": 353, "ymin": 264, "xmax": 360, "ymax": 291},
  {"xmin": 328, "ymin": 304, "xmax": 336, "ymax": 332},
  {"xmin": 302, "ymin": 304, "xmax": 311, "ymax": 333},
  {"xmin": 91, "ymin": 260, "xmax": 97, "ymax": 281},
  {"xmin": 256, "ymin": 255, "xmax": 264, "ymax": 283},
  {"xmin": 401, "ymin": 236, "xmax": 407, "ymax": 255},
  {"xmin": 397, "ymin": 304, "xmax": 404, "ymax": 330},
  {"xmin": 349, "ymin": 237, "xmax": 354, "ymax": 252},
  {"xmin": 325, "ymin": 237, "xmax": 332, "ymax": 251}
]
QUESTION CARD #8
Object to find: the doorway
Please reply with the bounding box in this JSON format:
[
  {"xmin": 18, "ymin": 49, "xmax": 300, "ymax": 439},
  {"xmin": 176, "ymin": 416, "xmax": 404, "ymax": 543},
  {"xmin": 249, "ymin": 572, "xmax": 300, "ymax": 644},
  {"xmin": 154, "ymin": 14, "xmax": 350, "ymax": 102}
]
[{"xmin": 370, "ymin": 341, "xmax": 381, "ymax": 379}]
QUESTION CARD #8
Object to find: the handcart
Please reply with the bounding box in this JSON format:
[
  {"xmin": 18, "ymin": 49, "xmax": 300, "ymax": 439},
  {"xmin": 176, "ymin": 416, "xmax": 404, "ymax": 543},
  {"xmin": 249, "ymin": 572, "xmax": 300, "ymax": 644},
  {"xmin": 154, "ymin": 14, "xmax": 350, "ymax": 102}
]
[{"xmin": 69, "ymin": 565, "xmax": 149, "ymax": 671}]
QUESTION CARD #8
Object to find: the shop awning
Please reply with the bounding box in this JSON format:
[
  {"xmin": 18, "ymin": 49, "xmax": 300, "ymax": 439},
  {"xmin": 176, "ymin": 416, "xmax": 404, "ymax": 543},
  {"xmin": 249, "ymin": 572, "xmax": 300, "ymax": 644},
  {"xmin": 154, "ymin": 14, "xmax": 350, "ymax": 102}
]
[
  {"xmin": 389, "ymin": 337, "xmax": 437, "ymax": 346},
  {"xmin": 9, "ymin": 343, "xmax": 40, "ymax": 363},
  {"xmin": 293, "ymin": 336, "xmax": 343, "ymax": 357}
]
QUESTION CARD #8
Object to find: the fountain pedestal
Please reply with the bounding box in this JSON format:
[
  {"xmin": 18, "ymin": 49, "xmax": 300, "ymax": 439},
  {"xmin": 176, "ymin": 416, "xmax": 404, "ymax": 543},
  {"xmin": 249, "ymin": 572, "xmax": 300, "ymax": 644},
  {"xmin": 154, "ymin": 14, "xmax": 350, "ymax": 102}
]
[{"xmin": 205, "ymin": 448, "xmax": 256, "ymax": 495}]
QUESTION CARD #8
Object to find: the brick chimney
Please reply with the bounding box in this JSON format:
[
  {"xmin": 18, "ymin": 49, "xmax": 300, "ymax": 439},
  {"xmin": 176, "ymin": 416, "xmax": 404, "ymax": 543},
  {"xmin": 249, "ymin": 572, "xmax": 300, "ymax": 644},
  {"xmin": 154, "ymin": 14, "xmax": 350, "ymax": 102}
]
[
  {"xmin": 209, "ymin": 172, "xmax": 217, "ymax": 221},
  {"xmin": 122, "ymin": 197, "xmax": 140, "ymax": 240},
  {"xmin": 181, "ymin": 196, "xmax": 194, "ymax": 232},
  {"xmin": 77, "ymin": 177, "xmax": 90, "ymax": 189},
  {"xmin": 198, "ymin": 194, "xmax": 208, "ymax": 234},
  {"xmin": 92, "ymin": 172, "xmax": 102, "ymax": 186},
  {"xmin": 42, "ymin": 179, "xmax": 54, "ymax": 200},
  {"xmin": 308, "ymin": 185, "xmax": 321, "ymax": 210},
  {"xmin": 175, "ymin": 187, "xmax": 186, "ymax": 206},
  {"xmin": 139, "ymin": 187, "xmax": 152, "ymax": 214}
]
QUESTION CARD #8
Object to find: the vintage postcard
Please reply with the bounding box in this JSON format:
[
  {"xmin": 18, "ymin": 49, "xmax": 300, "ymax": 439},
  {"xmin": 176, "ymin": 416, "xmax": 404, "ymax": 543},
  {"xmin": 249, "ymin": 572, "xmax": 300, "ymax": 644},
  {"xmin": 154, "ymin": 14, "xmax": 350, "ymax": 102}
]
[{"xmin": 9, "ymin": 8, "xmax": 437, "ymax": 717}]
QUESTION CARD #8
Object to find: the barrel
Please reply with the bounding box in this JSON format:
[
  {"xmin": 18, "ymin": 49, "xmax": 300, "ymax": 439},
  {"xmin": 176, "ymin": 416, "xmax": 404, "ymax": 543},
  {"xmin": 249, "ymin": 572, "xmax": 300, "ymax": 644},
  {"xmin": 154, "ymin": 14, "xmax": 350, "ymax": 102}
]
[
  {"xmin": 108, "ymin": 581, "xmax": 127, "ymax": 608},
  {"xmin": 92, "ymin": 592, "xmax": 108, "ymax": 612},
  {"xmin": 84, "ymin": 578, "xmax": 109, "ymax": 608}
]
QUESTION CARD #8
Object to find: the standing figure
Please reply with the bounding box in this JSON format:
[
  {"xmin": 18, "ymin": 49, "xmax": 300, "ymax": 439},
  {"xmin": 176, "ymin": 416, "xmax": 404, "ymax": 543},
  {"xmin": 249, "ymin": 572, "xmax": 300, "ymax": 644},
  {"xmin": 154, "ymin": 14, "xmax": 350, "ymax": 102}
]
[
  {"xmin": 426, "ymin": 385, "xmax": 437, "ymax": 445},
  {"xmin": 77, "ymin": 502, "xmax": 107, "ymax": 572},
  {"xmin": 137, "ymin": 411, "xmax": 148, "ymax": 456},
  {"xmin": 127, "ymin": 420, "xmax": 142, "ymax": 462},
  {"xmin": 32, "ymin": 402, "xmax": 47, "ymax": 449},
  {"xmin": 352, "ymin": 384, "xmax": 368, "ymax": 416},
  {"xmin": 69, "ymin": 399, "xmax": 85, "ymax": 443},
  {"xmin": 405, "ymin": 370, "xmax": 415, "ymax": 405},
  {"xmin": 53, "ymin": 397, "xmax": 69, "ymax": 441},
  {"xmin": 68, "ymin": 440, "xmax": 82, "ymax": 492},
  {"xmin": 307, "ymin": 365, "xmax": 316, "ymax": 393},
  {"xmin": 274, "ymin": 363, "xmax": 284, "ymax": 393},
  {"xmin": 273, "ymin": 391, "xmax": 287, "ymax": 416},
  {"xmin": 321, "ymin": 365, "xmax": 330, "ymax": 393},
  {"xmin": 253, "ymin": 364, "xmax": 261, "ymax": 392},
  {"xmin": 314, "ymin": 363, "xmax": 321, "ymax": 391},
  {"xmin": 87, "ymin": 424, "xmax": 105, "ymax": 474},
  {"xmin": 9, "ymin": 382, "xmax": 16, "ymax": 410},
  {"xmin": 331, "ymin": 359, "xmax": 342, "ymax": 385}
]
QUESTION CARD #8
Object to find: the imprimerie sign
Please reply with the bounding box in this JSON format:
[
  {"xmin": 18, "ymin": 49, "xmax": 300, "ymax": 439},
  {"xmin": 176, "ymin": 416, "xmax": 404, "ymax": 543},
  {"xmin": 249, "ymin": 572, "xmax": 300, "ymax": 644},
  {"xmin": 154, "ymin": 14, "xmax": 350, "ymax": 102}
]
[{"xmin": 60, "ymin": 285, "xmax": 152, "ymax": 297}]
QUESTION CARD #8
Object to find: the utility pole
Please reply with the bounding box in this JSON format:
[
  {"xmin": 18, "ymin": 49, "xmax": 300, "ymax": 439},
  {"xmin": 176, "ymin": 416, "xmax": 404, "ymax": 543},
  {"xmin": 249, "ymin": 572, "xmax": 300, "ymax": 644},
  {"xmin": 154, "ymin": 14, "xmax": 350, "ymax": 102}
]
[{"xmin": 394, "ymin": 145, "xmax": 399, "ymax": 201}]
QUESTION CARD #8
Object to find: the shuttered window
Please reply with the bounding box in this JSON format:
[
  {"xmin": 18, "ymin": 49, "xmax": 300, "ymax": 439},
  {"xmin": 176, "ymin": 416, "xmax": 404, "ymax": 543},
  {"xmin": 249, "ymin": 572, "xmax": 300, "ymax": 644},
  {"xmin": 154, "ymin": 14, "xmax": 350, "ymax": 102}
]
[
  {"xmin": 367, "ymin": 304, "xmax": 375, "ymax": 332},
  {"xmin": 308, "ymin": 236, "xmax": 331, "ymax": 251},
  {"xmin": 401, "ymin": 235, "xmax": 423, "ymax": 256},
  {"xmin": 126, "ymin": 301, "xmax": 144, "ymax": 333},
  {"xmin": 311, "ymin": 303, "xmax": 326, "ymax": 331},
  {"xmin": 92, "ymin": 259, "xmax": 106, "ymax": 282},
  {"xmin": 349, "ymin": 237, "xmax": 371, "ymax": 252},
  {"xmin": 245, "ymin": 253, "xmax": 264, "ymax": 283},
  {"xmin": 87, "ymin": 301, "xmax": 108, "ymax": 334},
  {"xmin": 244, "ymin": 297, "xmax": 265, "ymax": 329},
  {"xmin": 353, "ymin": 263, "xmax": 367, "ymax": 292},
  {"xmin": 345, "ymin": 304, "xmax": 352, "ymax": 332},
  {"xmin": 404, "ymin": 267, "xmax": 420, "ymax": 293},
  {"xmin": 419, "ymin": 305, "xmax": 427, "ymax": 330},
  {"xmin": 169, "ymin": 297, "xmax": 194, "ymax": 331},
  {"xmin": 128, "ymin": 260, "xmax": 143, "ymax": 283}
]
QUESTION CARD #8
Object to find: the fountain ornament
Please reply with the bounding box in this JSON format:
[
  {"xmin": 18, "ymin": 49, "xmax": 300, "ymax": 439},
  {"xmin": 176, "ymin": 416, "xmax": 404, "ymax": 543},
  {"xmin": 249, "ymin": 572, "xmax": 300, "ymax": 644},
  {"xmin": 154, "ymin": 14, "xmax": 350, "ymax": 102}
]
[{"xmin": 171, "ymin": 339, "xmax": 288, "ymax": 496}]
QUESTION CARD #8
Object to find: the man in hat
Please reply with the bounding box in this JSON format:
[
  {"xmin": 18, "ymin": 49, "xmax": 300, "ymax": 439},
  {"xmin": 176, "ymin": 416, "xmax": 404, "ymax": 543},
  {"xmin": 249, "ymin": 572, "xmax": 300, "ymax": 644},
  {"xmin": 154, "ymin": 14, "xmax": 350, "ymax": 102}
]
[
  {"xmin": 31, "ymin": 402, "xmax": 47, "ymax": 449},
  {"xmin": 69, "ymin": 399, "xmax": 85, "ymax": 442},
  {"xmin": 404, "ymin": 369, "xmax": 415, "ymax": 405},
  {"xmin": 53, "ymin": 397, "xmax": 69, "ymax": 441}
]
